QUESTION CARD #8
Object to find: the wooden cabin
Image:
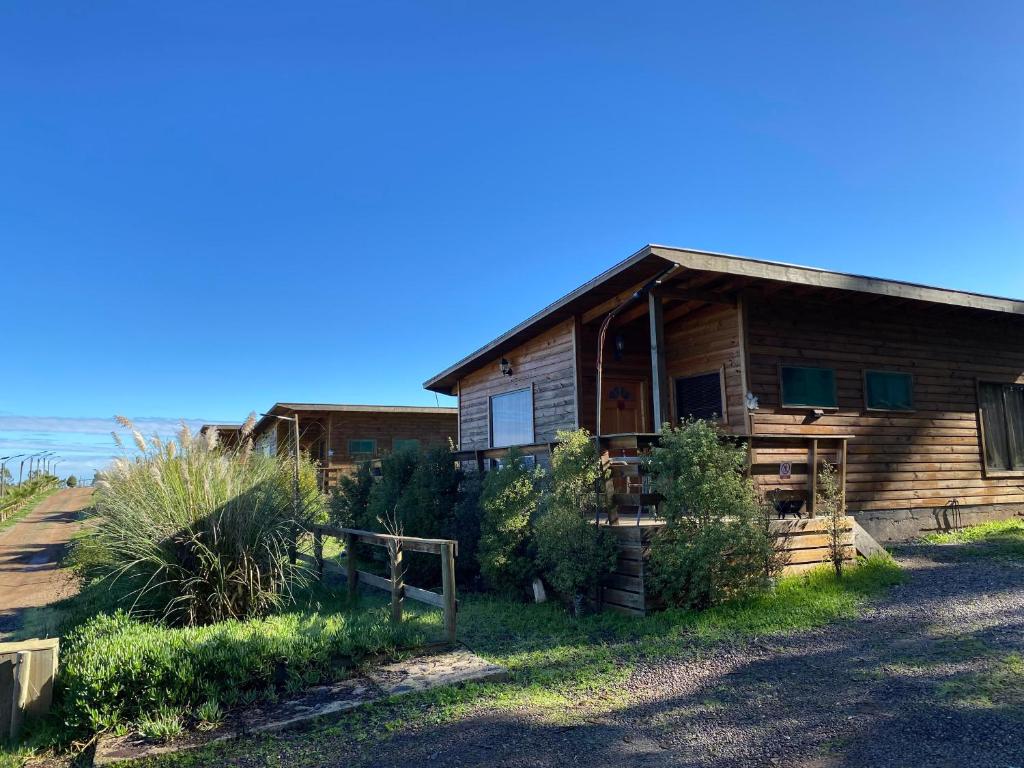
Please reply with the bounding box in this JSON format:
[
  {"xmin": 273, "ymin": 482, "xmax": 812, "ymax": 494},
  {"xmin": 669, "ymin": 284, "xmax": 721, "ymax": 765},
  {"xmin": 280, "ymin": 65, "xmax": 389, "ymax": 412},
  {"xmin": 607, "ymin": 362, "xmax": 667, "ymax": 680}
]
[
  {"xmin": 251, "ymin": 403, "xmax": 457, "ymax": 489},
  {"xmin": 425, "ymin": 245, "xmax": 1024, "ymax": 612},
  {"xmin": 198, "ymin": 423, "xmax": 243, "ymax": 450}
]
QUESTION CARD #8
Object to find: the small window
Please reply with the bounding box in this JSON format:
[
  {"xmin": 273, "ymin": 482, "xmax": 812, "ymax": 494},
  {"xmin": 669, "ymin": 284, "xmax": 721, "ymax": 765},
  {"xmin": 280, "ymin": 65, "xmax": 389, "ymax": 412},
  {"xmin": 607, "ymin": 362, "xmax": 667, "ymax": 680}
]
[
  {"xmin": 865, "ymin": 371, "xmax": 914, "ymax": 411},
  {"xmin": 393, "ymin": 438, "xmax": 420, "ymax": 452},
  {"xmin": 779, "ymin": 366, "xmax": 837, "ymax": 408},
  {"xmin": 490, "ymin": 388, "xmax": 534, "ymax": 448},
  {"xmin": 347, "ymin": 439, "xmax": 376, "ymax": 456},
  {"xmin": 675, "ymin": 371, "xmax": 725, "ymax": 422},
  {"xmin": 979, "ymin": 382, "xmax": 1024, "ymax": 473}
]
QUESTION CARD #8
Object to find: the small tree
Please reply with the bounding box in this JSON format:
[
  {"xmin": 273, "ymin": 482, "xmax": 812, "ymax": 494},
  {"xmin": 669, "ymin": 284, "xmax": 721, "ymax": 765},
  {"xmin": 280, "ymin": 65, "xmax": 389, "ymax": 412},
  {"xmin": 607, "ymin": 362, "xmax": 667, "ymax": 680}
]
[
  {"xmin": 66, "ymin": 474, "xmax": 78, "ymax": 487},
  {"xmin": 818, "ymin": 462, "xmax": 847, "ymax": 578},
  {"xmin": 534, "ymin": 429, "xmax": 617, "ymax": 613},
  {"xmin": 477, "ymin": 450, "xmax": 542, "ymax": 597},
  {"xmin": 646, "ymin": 420, "xmax": 777, "ymax": 609}
]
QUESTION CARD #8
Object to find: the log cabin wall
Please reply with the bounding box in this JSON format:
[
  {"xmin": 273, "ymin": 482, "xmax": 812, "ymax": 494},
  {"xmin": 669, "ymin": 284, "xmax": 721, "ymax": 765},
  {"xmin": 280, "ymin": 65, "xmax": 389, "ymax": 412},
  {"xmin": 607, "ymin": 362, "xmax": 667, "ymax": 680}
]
[
  {"xmin": 327, "ymin": 411, "xmax": 457, "ymax": 464},
  {"xmin": 662, "ymin": 302, "xmax": 748, "ymax": 434},
  {"xmin": 457, "ymin": 318, "xmax": 578, "ymax": 450},
  {"xmin": 745, "ymin": 294, "xmax": 1024, "ymax": 513}
]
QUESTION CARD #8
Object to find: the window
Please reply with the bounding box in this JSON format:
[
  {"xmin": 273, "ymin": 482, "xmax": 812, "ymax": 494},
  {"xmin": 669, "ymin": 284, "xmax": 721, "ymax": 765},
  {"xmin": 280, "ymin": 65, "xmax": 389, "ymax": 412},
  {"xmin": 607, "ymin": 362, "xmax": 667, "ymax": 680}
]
[
  {"xmin": 978, "ymin": 382, "xmax": 1024, "ymax": 473},
  {"xmin": 864, "ymin": 371, "xmax": 914, "ymax": 411},
  {"xmin": 393, "ymin": 438, "xmax": 420, "ymax": 452},
  {"xmin": 675, "ymin": 371, "xmax": 725, "ymax": 422},
  {"xmin": 490, "ymin": 387, "xmax": 534, "ymax": 447},
  {"xmin": 347, "ymin": 439, "xmax": 376, "ymax": 456},
  {"xmin": 779, "ymin": 365, "xmax": 837, "ymax": 408}
]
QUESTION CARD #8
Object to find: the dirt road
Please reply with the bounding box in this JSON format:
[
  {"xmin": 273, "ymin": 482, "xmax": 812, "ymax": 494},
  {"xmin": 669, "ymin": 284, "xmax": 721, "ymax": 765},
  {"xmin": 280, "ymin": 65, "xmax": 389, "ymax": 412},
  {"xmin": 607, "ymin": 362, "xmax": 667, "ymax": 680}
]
[{"xmin": 0, "ymin": 487, "xmax": 91, "ymax": 638}]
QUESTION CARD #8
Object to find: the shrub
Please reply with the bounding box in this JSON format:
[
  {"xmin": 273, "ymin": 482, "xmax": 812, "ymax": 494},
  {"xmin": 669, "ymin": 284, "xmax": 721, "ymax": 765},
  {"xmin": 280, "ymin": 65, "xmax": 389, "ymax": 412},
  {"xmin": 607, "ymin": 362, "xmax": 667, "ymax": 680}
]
[
  {"xmin": 452, "ymin": 471, "xmax": 484, "ymax": 588},
  {"xmin": 477, "ymin": 450, "xmax": 543, "ymax": 597},
  {"xmin": 818, "ymin": 462, "xmax": 847, "ymax": 577},
  {"xmin": 646, "ymin": 420, "xmax": 777, "ymax": 610},
  {"xmin": 329, "ymin": 463, "xmax": 373, "ymax": 528},
  {"xmin": 136, "ymin": 705, "xmax": 184, "ymax": 742},
  {"xmin": 60, "ymin": 607, "xmax": 424, "ymax": 734},
  {"xmin": 65, "ymin": 475, "xmax": 78, "ymax": 488},
  {"xmin": 90, "ymin": 416, "xmax": 325, "ymax": 625},
  {"xmin": 534, "ymin": 430, "xmax": 617, "ymax": 611}
]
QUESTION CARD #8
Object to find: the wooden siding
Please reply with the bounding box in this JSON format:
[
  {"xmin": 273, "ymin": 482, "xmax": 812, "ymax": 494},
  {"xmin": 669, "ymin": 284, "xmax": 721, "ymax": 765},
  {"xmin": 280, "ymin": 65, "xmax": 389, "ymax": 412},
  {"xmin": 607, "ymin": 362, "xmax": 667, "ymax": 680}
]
[
  {"xmin": 457, "ymin": 318, "xmax": 578, "ymax": 450},
  {"xmin": 326, "ymin": 411, "xmax": 456, "ymax": 464},
  {"xmin": 746, "ymin": 296, "xmax": 1024, "ymax": 511},
  {"xmin": 663, "ymin": 302, "xmax": 747, "ymax": 434}
]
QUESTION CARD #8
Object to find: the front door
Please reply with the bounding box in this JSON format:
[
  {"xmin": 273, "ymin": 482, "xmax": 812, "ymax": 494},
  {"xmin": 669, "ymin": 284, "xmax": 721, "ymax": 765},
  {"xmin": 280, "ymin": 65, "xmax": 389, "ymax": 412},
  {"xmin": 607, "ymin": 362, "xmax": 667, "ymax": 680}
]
[{"xmin": 601, "ymin": 378, "xmax": 649, "ymax": 434}]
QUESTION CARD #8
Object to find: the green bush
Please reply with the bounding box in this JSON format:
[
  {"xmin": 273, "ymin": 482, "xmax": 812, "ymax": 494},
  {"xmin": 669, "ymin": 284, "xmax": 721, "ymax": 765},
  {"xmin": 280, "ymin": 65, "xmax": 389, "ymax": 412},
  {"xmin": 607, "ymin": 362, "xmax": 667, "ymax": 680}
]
[
  {"xmin": 534, "ymin": 430, "xmax": 617, "ymax": 610},
  {"xmin": 477, "ymin": 450, "xmax": 543, "ymax": 597},
  {"xmin": 452, "ymin": 471, "xmax": 484, "ymax": 588},
  {"xmin": 646, "ymin": 420, "xmax": 777, "ymax": 610},
  {"xmin": 817, "ymin": 462, "xmax": 846, "ymax": 577},
  {"xmin": 329, "ymin": 463, "xmax": 373, "ymax": 528},
  {"xmin": 65, "ymin": 475, "xmax": 78, "ymax": 488},
  {"xmin": 91, "ymin": 417, "xmax": 325, "ymax": 626},
  {"xmin": 60, "ymin": 606, "xmax": 424, "ymax": 734}
]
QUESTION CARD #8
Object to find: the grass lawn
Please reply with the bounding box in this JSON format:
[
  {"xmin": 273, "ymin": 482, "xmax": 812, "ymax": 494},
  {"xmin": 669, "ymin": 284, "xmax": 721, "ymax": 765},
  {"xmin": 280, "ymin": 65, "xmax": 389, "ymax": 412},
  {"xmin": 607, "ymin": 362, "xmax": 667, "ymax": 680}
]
[
  {"xmin": 0, "ymin": 485, "xmax": 59, "ymax": 535},
  {"xmin": 922, "ymin": 517, "xmax": 1024, "ymax": 559},
  {"xmin": 130, "ymin": 554, "xmax": 903, "ymax": 767}
]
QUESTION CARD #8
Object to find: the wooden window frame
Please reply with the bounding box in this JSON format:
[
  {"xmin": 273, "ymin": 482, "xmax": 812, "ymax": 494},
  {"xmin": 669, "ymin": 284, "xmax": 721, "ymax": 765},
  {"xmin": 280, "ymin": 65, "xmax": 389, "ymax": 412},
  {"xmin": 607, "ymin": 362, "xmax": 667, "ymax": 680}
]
[
  {"xmin": 347, "ymin": 438, "xmax": 376, "ymax": 457},
  {"xmin": 671, "ymin": 366, "xmax": 728, "ymax": 425},
  {"xmin": 488, "ymin": 384, "xmax": 535, "ymax": 449},
  {"xmin": 863, "ymin": 369, "xmax": 916, "ymax": 413},
  {"xmin": 976, "ymin": 378, "xmax": 1024, "ymax": 479},
  {"xmin": 777, "ymin": 364, "xmax": 839, "ymax": 411}
]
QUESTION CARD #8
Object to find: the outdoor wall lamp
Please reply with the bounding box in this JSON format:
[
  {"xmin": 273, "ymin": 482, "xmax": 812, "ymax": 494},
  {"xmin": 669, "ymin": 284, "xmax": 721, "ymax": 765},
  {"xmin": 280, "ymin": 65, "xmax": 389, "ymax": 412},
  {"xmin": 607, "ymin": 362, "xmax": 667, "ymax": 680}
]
[
  {"xmin": 500, "ymin": 357, "xmax": 513, "ymax": 377},
  {"xmin": 613, "ymin": 332, "xmax": 626, "ymax": 360}
]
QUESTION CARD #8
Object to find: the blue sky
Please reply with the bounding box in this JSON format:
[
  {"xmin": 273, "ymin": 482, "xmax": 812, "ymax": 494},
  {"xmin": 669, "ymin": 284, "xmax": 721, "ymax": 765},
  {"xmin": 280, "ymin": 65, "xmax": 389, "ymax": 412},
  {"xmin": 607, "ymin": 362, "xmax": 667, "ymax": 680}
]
[{"xmin": 1, "ymin": 1, "xmax": 1022, "ymax": 479}]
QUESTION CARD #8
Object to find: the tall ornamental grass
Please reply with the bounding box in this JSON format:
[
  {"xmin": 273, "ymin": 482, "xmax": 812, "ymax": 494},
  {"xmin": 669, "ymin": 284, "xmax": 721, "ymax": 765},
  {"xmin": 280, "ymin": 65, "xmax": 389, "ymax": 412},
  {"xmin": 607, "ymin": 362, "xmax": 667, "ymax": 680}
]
[{"xmin": 91, "ymin": 416, "xmax": 325, "ymax": 626}]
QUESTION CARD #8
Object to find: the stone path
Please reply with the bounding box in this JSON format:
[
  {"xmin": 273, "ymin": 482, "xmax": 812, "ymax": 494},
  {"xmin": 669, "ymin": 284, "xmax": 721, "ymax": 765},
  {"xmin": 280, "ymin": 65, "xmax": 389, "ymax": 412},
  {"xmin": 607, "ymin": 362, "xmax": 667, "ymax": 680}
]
[{"xmin": 0, "ymin": 487, "xmax": 91, "ymax": 638}]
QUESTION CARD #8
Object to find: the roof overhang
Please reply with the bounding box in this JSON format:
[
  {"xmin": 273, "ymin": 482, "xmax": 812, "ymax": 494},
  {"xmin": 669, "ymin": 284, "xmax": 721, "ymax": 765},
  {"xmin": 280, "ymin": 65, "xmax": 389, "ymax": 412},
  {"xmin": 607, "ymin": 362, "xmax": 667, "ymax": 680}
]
[
  {"xmin": 424, "ymin": 243, "xmax": 1024, "ymax": 395},
  {"xmin": 252, "ymin": 402, "xmax": 458, "ymax": 437}
]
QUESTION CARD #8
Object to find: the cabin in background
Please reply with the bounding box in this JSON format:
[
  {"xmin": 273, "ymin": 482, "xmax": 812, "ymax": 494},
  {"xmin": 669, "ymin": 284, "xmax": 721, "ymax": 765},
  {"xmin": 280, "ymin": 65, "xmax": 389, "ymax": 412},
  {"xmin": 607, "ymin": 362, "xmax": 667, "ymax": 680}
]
[
  {"xmin": 426, "ymin": 244, "xmax": 1024, "ymax": 549},
  {"xmin": 250, "ymin": 403, "xmax": 457, "ymax": 489},
  {"xmin": 198, "ymin": 423, "xmax": 242, "ymax": 450}
]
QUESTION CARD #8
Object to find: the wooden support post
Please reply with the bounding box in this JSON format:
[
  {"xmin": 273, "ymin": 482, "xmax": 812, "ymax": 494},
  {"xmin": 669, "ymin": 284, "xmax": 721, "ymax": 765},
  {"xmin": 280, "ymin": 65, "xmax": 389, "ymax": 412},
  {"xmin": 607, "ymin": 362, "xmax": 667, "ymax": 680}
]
[
  {"xmin": 839, "ymin": 438, "xmax": 848, "ymax": 511},
  {"xmin": 807, "ymin": 438, "xmax": 819, "ymax": 517},
  {"xmin": 389, "ymin": 540, "xmax": 404, "ymax": 624},
  {"xmin": 440, "ymin": 541, "xmax": 457, "ymax": 644},
  {"xmin": 648, "ymin": 292, "xmax": 669, "ymax": 432},
  {"xmin": 345, "ymin": 532, "xmax": 358, "ymax": 600},
  {"xmin": 313, "ymin": 529, "xmax": 324, "ymax": 582}
]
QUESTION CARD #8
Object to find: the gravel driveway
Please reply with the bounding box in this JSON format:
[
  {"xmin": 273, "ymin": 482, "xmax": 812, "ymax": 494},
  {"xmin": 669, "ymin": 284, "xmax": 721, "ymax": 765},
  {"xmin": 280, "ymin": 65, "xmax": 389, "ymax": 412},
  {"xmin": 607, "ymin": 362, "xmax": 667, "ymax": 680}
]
[{"xmin": 353, "ymin": 544, "xmax": 1024, "ymax": 768}]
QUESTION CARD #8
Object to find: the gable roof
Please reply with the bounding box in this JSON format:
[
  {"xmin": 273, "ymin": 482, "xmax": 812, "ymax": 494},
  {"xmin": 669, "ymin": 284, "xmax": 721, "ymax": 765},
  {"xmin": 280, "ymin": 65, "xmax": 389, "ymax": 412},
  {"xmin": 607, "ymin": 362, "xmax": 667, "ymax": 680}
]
[{"xmin": 424, "ymin": 243, "xmax": 1024, "ymax": 394}]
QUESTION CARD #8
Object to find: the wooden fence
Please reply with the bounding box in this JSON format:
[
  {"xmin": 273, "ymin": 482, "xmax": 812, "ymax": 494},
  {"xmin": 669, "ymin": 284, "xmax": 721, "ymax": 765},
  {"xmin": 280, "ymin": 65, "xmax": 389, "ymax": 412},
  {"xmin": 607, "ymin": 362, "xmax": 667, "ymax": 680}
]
[{"xmin": 310, "ymin": 525, "xmax": 459, "ymax": 643}]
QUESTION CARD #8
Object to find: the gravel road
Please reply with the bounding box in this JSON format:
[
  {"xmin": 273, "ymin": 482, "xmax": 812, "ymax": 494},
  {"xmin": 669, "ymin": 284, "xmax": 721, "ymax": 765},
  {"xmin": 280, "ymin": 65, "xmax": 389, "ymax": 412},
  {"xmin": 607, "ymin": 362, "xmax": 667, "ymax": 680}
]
[
  {"xmin": 0, "ymin": 487, "xmax": 91, "ymax": 638},
  {"xmin": 353, "ymin": 543, "xmax": 1024, "ymax": 768}
]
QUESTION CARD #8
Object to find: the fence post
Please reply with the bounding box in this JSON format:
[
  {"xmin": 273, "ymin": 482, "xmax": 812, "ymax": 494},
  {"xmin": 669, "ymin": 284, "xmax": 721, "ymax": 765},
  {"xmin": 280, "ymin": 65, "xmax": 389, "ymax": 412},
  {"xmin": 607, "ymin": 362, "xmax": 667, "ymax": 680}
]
[
  {"xmin": 344, "ymin": 533, "xmax": 357, "ymax": 601},
  {"xmin": 440, "ymin": 541, "xmax": 457, "ymax": 644},
  {"xmin": 313, "ymin": 529, "xmax": 324, "ymax": 581},
  {"xmin": 389, "ymin": 540, "xmax": 404, "ymax": 624}
]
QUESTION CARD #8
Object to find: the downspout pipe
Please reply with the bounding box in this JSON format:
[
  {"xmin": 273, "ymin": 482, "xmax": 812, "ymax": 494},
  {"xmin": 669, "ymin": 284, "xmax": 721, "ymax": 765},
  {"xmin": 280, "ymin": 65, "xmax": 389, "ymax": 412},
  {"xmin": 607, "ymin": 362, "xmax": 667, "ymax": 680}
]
[{"xmin": 595, "ymin": 263, "xmax": 680, "ymax": 439}]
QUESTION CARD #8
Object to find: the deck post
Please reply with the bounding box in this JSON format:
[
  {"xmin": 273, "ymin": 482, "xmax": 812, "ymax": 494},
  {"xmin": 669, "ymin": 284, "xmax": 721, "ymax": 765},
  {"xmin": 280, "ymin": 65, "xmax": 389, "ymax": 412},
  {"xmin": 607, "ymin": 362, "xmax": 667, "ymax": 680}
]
[
  {"xmin": 345, "ymin": 532, "xmax": 358, "ymax": 600},
  {"xmin": 807, "ymin": 438, "xmax": 819, "ymax": 517},
  {"xmin": 648, "ymin": 292, "xmax": 669, "ymax": 432},
  {"xmin": 440, "ymin": 541, "xmax": 457, "ymax": 643}
]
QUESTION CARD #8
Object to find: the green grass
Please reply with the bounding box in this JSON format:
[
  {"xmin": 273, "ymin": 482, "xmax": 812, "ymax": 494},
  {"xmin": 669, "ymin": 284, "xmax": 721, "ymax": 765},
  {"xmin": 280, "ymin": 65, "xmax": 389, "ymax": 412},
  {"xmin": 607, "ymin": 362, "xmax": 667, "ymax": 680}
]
[
  {"xmin": 938, "ymin": 652, "xmax": 1024, "ymax": 709},
  {"xmin": 922, "ymin": 517, "xmax": 1024, "ymax": 559},
  {"xmin": 0, "ymin": 484, "xmax": 59, "ymax": 535},
  {"xmin": 135, "ymin": 554, "xmax": 903, "ymax": 767}
]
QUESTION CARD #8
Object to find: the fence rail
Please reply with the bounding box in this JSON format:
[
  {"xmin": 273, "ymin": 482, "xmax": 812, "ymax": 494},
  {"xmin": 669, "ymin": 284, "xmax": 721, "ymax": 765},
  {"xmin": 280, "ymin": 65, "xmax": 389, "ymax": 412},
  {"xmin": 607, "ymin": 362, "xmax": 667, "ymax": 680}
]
[{"xmin": 309, "ymin": 524, "xmax": 459, "ymax": 643}]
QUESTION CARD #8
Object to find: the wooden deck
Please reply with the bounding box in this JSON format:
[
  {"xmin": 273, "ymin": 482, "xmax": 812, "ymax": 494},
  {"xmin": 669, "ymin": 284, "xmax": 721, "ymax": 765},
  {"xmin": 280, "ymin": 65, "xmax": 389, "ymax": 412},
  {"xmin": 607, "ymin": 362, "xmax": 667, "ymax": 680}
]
[{"xmin": 599, "ymin": 516, "xmax": 856, "ymax": 617}]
